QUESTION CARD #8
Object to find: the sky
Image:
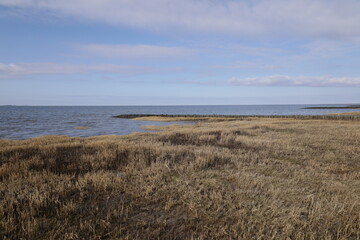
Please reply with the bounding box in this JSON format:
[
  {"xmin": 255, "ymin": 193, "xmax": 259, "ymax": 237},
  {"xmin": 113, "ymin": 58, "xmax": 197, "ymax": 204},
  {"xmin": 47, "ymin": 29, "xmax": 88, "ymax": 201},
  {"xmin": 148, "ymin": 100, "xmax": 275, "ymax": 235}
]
[{"xmin": 1, "ymin": 0, "xmax": 360, "ymax": 105}]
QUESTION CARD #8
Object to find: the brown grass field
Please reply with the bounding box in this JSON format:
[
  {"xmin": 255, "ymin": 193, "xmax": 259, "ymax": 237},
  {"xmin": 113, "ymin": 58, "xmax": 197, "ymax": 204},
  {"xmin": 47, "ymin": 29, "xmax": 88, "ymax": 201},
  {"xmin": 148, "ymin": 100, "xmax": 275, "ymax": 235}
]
[
  {"xmin": 329, "ymin": 112, "xmax": 360, "ymax": 116},
  {"xmin": 1, "ymin": 116, "xmax": 360, "ymax": 239}
]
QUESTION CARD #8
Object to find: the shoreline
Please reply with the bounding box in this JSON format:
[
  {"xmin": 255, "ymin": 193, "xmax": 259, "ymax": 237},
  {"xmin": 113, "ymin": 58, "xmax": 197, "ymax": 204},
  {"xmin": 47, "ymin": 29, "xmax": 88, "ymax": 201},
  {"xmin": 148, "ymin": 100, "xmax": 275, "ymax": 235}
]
[
  {"xmin": 114, "ymin": 113, "xmax": 360, "ymax": 122},
  {"xmin": 2, "ymin": 113, "xmax": 359, "ymax": 140}
]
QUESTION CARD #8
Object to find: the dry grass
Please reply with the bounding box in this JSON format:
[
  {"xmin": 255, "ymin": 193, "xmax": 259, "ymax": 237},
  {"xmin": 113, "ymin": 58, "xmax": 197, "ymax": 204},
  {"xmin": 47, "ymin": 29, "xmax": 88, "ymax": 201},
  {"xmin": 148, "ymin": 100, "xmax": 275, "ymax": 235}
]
[
  {"xmin": 329, "ymin": 111, "xmax": 360, "ymax": 116},
  {"xmin": 115, "ymin": 114, "xmax": 360, "ymax": 122},
  {"xmin": 1, "ymin": 117, "xmax": 360, "ymax": 239}
]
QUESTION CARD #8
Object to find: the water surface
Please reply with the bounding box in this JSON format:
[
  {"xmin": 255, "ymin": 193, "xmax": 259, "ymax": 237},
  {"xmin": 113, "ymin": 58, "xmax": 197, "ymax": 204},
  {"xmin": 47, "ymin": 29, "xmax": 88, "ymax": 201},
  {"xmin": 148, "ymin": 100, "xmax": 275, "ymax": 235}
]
[{"xmin": 0, "ymin": 105, "xmax": 358, "ymax": 139}]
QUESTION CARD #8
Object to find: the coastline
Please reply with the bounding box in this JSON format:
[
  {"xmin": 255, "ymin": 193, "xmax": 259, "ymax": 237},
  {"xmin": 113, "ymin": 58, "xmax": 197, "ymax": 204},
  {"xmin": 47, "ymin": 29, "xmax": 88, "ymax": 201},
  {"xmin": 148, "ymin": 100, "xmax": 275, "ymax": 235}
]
[
  {"xmin": 302, "ymin": 105, "xmax": 360, "ymax": 109},
  {"xmin": 114, "ymin": 113, "xmax": 360, "ymax": 122}
]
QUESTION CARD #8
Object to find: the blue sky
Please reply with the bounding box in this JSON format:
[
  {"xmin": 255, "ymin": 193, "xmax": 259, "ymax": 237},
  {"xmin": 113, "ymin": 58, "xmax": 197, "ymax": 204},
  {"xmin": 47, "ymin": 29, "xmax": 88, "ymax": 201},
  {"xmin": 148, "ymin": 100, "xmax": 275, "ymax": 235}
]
[{"xmin": 1, "ymin": 0, "xmax": 360, "ymax": 105}]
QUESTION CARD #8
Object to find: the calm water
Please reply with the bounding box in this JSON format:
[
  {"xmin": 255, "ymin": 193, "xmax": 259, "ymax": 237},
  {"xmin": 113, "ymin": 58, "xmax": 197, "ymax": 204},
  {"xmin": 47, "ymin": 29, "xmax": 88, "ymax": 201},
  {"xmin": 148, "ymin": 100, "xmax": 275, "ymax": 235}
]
[{"xmin": 0, "ymin": 105, "xmax": 359, "ymax": 139}]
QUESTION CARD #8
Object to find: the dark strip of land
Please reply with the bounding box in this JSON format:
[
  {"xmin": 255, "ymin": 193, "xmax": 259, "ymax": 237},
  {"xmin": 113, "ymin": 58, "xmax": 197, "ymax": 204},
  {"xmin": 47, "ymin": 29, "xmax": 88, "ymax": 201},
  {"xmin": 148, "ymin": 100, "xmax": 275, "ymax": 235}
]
[{"xmin": 303, "ymin": 105, "xmax": 360, "ymax": 109}]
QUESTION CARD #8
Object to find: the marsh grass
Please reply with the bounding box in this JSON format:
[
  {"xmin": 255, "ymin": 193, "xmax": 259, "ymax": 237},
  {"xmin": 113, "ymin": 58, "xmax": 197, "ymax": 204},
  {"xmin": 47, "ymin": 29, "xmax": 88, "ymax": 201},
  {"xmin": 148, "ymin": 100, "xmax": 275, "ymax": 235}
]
[
  {"xmin": 1, "ymin": 117, "xmax": 360, "ymax": 239},
  {"xmin": 114, "ymin": 114, "xmax": 360, "ymax": 122},
  {"xmin": 329, "ymin": 111, "xmax": 360, "ymax": 116},
  {"xmin": 73, "ymin": 126, "xmax": 90, "ymax": 130}
]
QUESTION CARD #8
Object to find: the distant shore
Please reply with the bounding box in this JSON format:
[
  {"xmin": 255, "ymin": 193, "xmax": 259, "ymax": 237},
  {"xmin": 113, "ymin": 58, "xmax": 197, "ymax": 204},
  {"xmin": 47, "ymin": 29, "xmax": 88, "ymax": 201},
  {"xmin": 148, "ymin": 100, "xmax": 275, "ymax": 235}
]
[
  {"xmin": 114, "ymin": 113, "xmax": 360, "ymax": 122},
  {"xmin": 303, "ymin": 105, "xmax": 360, "ymax": 109}
]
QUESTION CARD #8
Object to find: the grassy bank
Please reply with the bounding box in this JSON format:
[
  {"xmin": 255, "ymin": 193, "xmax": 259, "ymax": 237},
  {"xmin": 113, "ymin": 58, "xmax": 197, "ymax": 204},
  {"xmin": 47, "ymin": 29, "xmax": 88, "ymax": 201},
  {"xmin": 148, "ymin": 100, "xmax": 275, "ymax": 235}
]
[
  {"xmin": 114, "ymin": 114, "xmax": 360, "ymax": 122},
  {"xmin": 1, "ymin": 117, "xmax": 360, "ymax": 239},
  {"xmin": 329, "ymin": 111, "xmax": 360, "ymax": 116}
]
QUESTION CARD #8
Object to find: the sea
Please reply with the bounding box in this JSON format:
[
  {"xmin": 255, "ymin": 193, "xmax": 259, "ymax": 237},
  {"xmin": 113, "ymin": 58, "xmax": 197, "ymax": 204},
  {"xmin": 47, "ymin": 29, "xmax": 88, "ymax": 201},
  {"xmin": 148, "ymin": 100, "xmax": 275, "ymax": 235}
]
[{"xmin": 0, "ymin": 105, "xmax": 359, "ymax": 139}]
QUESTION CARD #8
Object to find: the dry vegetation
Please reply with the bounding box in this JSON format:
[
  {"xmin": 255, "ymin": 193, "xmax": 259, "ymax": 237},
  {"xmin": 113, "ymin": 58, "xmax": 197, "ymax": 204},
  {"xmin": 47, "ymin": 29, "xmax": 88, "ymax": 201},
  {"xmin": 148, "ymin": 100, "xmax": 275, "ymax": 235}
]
[
  {"xmin": 114, "ymin": 114, "xmax": 360, "ymax": 122},
  {"xmin": 73, "ymin": 126, "xmax": 90, "ymax": 130},
  {"xmin": 329, "ymin": 112, "xmax": 360, "ymax": 116},
  {"xmin": 1, "ymin": 116, "xmax": 360, "ymax": 239}
]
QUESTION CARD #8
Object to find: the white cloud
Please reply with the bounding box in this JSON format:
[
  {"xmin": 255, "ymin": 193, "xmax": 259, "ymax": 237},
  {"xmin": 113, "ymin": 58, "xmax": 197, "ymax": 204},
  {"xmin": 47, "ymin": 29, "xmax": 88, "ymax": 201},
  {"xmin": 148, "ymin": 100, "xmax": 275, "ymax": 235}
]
[
  {"xmin": 0, "ymin": 62, "xmax": 155, "ymax": 78},
  {"xmin": 1, "ymin": 0, "xmax": 360, "ymax": 40},
  {"xmin": 77, "ymin": 44, "xmax": 196, "ymax": 58},
  {"xmin": 228, "ymin": 75, "xmax": 360, "ymax": 87}
]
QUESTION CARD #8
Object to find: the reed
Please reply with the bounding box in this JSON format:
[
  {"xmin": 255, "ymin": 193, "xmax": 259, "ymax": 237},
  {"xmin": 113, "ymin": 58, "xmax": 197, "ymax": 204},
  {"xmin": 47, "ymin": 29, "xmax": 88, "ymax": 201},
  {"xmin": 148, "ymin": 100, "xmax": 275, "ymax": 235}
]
[{"xmin": 1, "ymin": 117, "xmax": 360, "ymax": 239}]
